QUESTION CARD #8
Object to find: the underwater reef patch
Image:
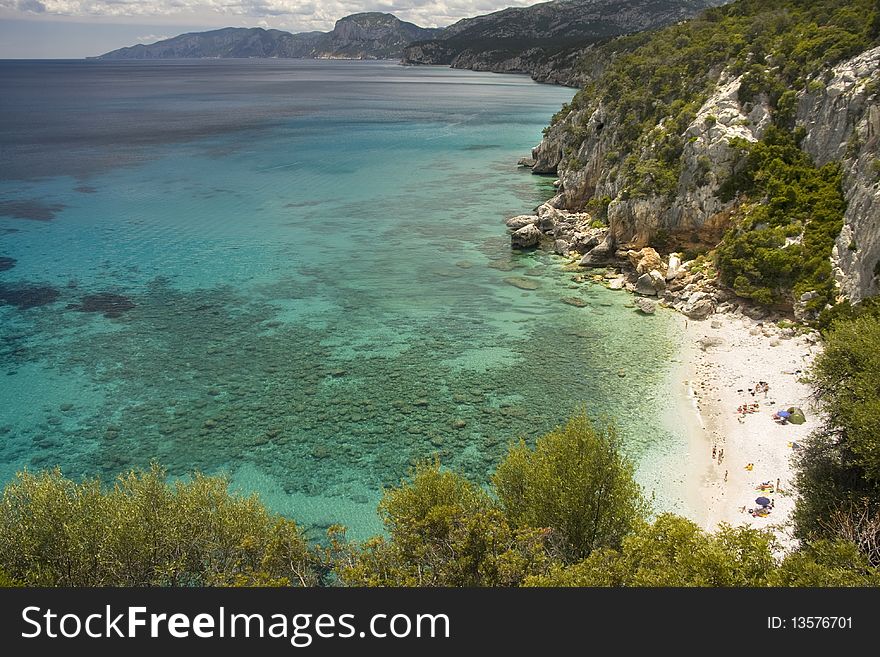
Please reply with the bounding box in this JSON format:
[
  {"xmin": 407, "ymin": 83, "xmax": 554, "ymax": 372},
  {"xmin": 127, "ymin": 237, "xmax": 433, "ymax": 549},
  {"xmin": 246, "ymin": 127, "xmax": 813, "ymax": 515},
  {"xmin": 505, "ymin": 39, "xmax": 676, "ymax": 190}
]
[
  {"xmin": 0, "ymin": 283, "xmax": 61, "ymax": 309},
  {"xmin": 68, "ymin": 292, "xmax": 136, "ymax": 318},
  {"xmin": 0, "ymin": 199, "xmax": 67, "ymax": 221},
  {"xmin": 0, "ymin": 257, "xmax": 16, "ymax": 272}
]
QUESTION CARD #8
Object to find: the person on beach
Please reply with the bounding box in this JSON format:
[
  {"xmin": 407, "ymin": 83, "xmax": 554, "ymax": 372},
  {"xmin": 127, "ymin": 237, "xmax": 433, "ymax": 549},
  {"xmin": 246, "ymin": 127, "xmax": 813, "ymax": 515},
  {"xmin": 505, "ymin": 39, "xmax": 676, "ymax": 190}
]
[
  {"xmin": 724, "ymin": 470, "xmax": 728, "ymax": 482},
  {"xmin": 718, "ymin": 448, "xmax": 724, "ymax": 463},
  {"xmin": 712, "ymin": 445, "xmax": 717, "ymax": 459}
]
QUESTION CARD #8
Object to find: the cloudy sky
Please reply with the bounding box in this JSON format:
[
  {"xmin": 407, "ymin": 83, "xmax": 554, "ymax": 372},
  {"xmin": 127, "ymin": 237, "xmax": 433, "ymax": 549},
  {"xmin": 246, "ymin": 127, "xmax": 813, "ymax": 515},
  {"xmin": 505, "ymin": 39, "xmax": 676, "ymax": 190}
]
[{"xmin": 0, "ymin": 0, "xmax": 537, "ymax": 58}]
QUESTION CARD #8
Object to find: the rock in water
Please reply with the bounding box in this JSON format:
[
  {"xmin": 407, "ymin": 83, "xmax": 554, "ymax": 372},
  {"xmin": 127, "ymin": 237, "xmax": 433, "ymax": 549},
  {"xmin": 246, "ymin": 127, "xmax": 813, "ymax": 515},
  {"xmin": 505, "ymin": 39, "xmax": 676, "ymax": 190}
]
[
  {"xmin": 561, "ymin": 297, "xmax": 587, "ymax": 307},
  {"xmin": 505, "ymin": 214, "xmax": 537, "ymax": 230},
  {"xmin": 511, "ymin": 223, "xmax": 541, "ymax": 249},
  {"xmin": 635, "ymin": 298, "xmax": 656, "ymax": 314},
  {"xmin": 504, "ymin": 276, "xmax": 540, "ymax": 290}
]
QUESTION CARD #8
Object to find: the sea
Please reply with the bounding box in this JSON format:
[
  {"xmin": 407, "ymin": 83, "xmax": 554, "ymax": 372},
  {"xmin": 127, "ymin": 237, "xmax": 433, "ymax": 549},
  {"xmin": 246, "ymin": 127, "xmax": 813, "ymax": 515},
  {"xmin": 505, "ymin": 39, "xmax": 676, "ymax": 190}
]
[{"xmin": 0, "ymin": 59, "xmax": 690, "ymax": 539}]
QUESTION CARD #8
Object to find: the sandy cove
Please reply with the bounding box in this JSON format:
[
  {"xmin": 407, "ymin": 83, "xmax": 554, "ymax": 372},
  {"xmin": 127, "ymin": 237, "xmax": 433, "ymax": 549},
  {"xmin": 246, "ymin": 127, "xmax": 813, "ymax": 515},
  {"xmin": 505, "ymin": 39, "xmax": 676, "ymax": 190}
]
[{"xmin": 671, "ymin": 311, "xmax": 823, "ymax": 547}]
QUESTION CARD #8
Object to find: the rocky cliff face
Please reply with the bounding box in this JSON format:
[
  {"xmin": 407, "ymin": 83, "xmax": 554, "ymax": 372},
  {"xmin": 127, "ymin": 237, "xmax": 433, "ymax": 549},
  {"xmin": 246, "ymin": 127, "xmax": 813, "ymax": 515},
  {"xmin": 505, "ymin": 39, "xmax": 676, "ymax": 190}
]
[
  {"xmin": 95, "ymin": 14, "xmax": 441, "ymax": 61},
  {"xmin": 313, "ymin": 13, "xmax": 442, "ymax": 60},
  {"xmin": 797, "ymin": 47, "xmax": 880, "ymax": 303},
  {"xmin": 402, "ymin": 0, "xmax": 726, "ymax": 85},
  {"xmin": 532, "ymin": 46, "xmax": 880, "ymax": 303}
]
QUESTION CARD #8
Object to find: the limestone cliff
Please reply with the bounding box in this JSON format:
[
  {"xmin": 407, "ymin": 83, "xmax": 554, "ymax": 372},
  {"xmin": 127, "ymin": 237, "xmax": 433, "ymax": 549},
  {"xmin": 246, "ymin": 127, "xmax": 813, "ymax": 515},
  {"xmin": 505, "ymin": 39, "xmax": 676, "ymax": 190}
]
[
  {"xmin": 530, "ymin": 15, "xmax": 880, "ymax": 307},
  {"xmin": 797, "ymin": 48, "xmax": 880, "ymax": 303}
]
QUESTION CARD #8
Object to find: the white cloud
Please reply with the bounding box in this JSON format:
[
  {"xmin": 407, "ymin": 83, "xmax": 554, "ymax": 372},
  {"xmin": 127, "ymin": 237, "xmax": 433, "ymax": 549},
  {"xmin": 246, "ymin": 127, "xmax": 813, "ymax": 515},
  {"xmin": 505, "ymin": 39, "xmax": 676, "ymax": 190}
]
[{"xmin": 0, "ymin": 0, "xmax": 541, "ymax": 31}]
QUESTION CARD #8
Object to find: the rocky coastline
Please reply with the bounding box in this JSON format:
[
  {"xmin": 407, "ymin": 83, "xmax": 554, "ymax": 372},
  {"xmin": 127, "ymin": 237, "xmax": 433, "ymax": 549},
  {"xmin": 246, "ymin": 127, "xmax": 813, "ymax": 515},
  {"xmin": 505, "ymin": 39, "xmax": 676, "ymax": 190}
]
[
  {"xmin": 503, "ymin": 197, "xmax": 803, "ymax": 326},
  {"xmin": 502, "ymin": 185, "xmax": 824, "ymax": 544}
]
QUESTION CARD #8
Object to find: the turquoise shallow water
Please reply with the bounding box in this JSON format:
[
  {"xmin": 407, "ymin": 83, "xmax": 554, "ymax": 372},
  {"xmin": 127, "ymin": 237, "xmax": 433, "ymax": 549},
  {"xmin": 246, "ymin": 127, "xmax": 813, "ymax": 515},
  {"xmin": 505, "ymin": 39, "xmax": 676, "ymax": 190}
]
[{"xmin": 0, "ymin": 60, "xmax": 690, "ymax": 539}]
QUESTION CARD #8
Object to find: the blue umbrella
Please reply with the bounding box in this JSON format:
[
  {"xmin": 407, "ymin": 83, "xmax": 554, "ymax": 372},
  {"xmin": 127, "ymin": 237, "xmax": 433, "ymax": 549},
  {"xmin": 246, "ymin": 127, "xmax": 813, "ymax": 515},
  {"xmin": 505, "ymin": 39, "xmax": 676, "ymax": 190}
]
[
  {"xmin": 777, "ymin": 410, "xmax": 791, "ymax": 418},
  {"xmin": 756, "ymin": 496, "xmax": 771, "ymax": 507}
]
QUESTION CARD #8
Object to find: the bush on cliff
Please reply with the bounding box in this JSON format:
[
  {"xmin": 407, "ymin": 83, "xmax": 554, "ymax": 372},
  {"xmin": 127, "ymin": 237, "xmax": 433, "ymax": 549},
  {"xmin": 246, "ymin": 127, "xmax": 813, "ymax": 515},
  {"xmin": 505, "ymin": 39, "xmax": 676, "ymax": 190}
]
[{"xmin": 715, "ymin": 126, "xmax": 846, "ymax": 310}]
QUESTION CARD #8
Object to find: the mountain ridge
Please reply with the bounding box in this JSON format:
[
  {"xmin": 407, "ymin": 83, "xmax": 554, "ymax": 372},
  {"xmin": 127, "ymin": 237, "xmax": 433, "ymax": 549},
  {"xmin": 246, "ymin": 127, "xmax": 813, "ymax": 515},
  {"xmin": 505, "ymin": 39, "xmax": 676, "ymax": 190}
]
[
  {"xmin": 402, "ymin": 0, "xmax": 729, "ymax": 86},
  {"xmin": 93, "ymin": 13, "xmax": 442, "ymax": 61}
]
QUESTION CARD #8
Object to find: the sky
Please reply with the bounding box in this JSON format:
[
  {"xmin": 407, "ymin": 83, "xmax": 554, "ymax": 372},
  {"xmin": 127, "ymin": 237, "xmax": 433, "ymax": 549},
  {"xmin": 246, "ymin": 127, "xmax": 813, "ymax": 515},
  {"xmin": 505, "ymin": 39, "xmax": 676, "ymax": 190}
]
[{"xmin": 0, "ymin": 0, "xmax": 539, "ymax": 58}]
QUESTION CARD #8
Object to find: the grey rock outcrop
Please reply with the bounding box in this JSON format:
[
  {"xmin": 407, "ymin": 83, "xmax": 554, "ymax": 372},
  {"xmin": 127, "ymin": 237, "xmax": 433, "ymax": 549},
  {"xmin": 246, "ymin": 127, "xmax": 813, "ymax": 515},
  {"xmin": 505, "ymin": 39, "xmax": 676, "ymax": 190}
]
[
  {"xmin": 511, "ymin": 223, "xmax": 542, "ymax": 249},
  {"xmin": 506, "ymin": 215, "xmax": 538, "ymax": 231},
  {"xmin": 798, "ymin": 46, "xmax": 880, "ymax": 303},
  {"xmin": 683, "ymin": 295, "xmax": 715, "ymax": 320},
  {"xmin": 533, "ymin": 44, "xmax": 880, "ymax": 307}
]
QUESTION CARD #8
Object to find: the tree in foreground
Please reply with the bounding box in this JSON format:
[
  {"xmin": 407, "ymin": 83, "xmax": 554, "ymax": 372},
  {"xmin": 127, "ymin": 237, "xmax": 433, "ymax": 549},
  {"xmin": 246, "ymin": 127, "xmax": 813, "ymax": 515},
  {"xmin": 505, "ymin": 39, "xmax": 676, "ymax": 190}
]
[
  {"xmin": 493, "ymin": 414, "xmax": 649, "ymax": 563},
  {"xmin": 0, "ymin": 464, "xmax": 323, "ymax": 586},
  {"xmin": 525, "ymin": 514, "xmax": 880, "ymax": 587},
  {"xmin": 795, "ymin": 310, "xmax": 880, "ymax": 563},
  {"xmin": 337, "ymin": 460, "xmax": 549, "ymax": 586}
]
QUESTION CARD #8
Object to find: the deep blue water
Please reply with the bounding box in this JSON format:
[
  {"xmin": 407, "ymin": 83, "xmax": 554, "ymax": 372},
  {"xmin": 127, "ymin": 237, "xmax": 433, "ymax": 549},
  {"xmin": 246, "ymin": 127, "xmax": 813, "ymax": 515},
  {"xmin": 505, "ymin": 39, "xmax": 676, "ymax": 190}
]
[{"xmin": 0, "ymin": 59, "xmax": 688, "ymax": 538}]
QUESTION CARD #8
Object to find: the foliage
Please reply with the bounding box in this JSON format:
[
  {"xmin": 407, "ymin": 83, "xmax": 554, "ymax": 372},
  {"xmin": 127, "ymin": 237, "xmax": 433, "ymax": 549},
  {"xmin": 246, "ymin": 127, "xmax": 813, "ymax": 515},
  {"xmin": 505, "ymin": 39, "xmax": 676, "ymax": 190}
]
[
  {"xmin": 493, "ymin": 414, "xmax": 649, "ymax": 563},
  {"xmin": 585, "ymin": 194, "xmax": 612, "ymax": 223},
  {"xmin": 715, "ymin": 126, "xmax": 845, "ymax": 309},
  {"xmin": 526, "ymin": 515, "xmax": 777, "ymax": 586},
  {"xmin": 0, "ymin": 464, "xmax": 323, "ymax": 586},
  {"xmin": 771, "ymin": 539, "xmax": 880, "ymax": 586},
  {"xmin": 526, "ymin": 514, "xmax": 880, "ymax": 586},
  {"xmin": 794, "ymin": 309, "xmax": 880, "ymax": 563},
  {"xmin": 337, "ymin": 460, "xmax": 549, "ymax": 586},
  {"xmin": 810, "ymin": 313, "xmax": 880, "ymax": 479}
]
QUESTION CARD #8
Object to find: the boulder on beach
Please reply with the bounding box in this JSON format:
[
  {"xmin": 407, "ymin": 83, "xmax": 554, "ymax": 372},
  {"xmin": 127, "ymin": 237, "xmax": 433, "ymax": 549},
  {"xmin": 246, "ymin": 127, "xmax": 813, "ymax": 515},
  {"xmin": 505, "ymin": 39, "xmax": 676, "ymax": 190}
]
[
  {"xmin": 635, "ymin": 273, "xmax": 658, "ymax": 296},
  {"xmin": 684, "ymin": 297, "xmax": 715, "ymax": 320},
  {"xmin": 570, "ymin": 232, "xmax": 601, "ymax": 254},
  {"xmin": 579, "ymin": 239, "xmax": 614, "ymax": 266},
  {"xmin": 666, "ymin": 253, "xmax": 682, "ymax": 280},
  {"xmin": 628, "ymin": 247, "xmax": 665, "ymax": 276}
]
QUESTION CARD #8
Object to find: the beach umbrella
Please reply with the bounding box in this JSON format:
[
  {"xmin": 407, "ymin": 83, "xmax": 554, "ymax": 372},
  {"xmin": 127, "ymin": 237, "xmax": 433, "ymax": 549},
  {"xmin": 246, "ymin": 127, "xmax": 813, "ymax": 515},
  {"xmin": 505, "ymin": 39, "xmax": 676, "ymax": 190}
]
[{"xmin": 755, "ymin": 496, "xmax": 771, "ymax": 507}]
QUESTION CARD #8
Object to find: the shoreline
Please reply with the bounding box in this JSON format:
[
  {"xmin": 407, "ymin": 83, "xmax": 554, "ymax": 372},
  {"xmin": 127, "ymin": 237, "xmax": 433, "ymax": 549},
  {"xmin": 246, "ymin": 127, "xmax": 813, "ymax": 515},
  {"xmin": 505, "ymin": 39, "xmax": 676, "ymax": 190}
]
[
  {"xmin": 510, "ymin": 202, "xmax": 822, "ymax": 545},
  {"xmin": 672, "ymin": 311, "xmax": 821, "ymax": 547}
]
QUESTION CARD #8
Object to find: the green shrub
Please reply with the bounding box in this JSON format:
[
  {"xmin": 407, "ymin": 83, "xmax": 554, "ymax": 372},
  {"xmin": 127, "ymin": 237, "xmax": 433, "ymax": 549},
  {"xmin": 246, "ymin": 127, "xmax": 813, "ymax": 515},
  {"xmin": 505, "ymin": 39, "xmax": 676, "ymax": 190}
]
[
  {"xmin": 0, "ymin": 464, "xmax": 323, "ymax": 586},
  {"xmin": 716, "ymin": 126, "xmax": 845, "ymax": 310}
]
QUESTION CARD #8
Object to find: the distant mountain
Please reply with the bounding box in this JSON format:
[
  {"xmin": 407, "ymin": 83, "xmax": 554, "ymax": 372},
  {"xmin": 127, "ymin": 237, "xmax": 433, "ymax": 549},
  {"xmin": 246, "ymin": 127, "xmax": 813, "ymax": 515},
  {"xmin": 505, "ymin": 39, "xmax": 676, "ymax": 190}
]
[
  {"xmin": 93, "ymin": 13, "xmax": 442, "ymax": 61},
  {"xmin": 402, "ymin": 0, "xmax": 729, "ymax": 85}
]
